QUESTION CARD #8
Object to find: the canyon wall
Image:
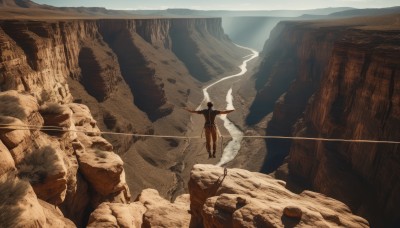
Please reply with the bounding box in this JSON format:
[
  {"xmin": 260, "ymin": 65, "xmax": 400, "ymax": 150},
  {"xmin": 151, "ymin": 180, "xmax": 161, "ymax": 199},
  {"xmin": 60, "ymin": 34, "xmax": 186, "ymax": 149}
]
[
  {"xmin": 246, "ymin": 21, "xmax": 345, "ymax": 172},
  {"xmin": 170, "ymin": 18, "xmax": 243, "ymax": 82},
  {"xmin": 0, "ymin": 91, "xmax": 130, "ymax": 227},
  {"xmin": 247, "ymin": 16, "xmax": 400, "ymax": 226},
  {"xmin": 0, "ymin": 17, "xmax": 248, "ymax": 226},
  {"xmin": 288, "ymin": 28, "xmax": 400, "ymax": 227}
]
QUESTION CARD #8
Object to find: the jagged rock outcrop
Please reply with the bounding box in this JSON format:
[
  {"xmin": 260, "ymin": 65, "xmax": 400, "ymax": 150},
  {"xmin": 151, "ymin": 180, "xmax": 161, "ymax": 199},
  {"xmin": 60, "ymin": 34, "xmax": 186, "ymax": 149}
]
[
  {"xmin": 287, "ymin": 28, "xmax": 400, "ymax": 226},
  {"xmin": 0, "ymin": 89, "xmax": 373, "ymax": 228},
  {"xmin": 88, "ymin": 165, "xmax": 369, "ymax": 228},
  {"xmin": 19, "ymin": 145, "xmax": 68, "ymax": 205},
  {"xmin": 87, "ymin": 202, "xmax": 146, "ymax": 228},
  {"xmin": 0, "ymin": 90, "xmax": 43, "ymax": 164},
  {"xmin": 0, "ymin": 90, "xmax": 130, "ymax": 227},
  {"xmin": 97, "ymin": 20, "xmax": 171, "ymax": 121},
  {"xmin": 77, "ymin": 45, "xmax": 121, "ymax": 102},
  {"xmin": 188, "ymin": 164, "xmax": 369, "ymax": 227},
  {"xmin": 0, "ymin": 22, "xmax": 73, "ymax": 104},
  {"xmin": 245, "ymin": 21, "xmax": 346, "ymax": 172},
  {"xmin": 0, "ymin": 14, "xmax": 249, "ymax": 209},
  {"xmin": 137, "ymin": 189, "xmax": 191, "ymax": 227},
  {"xmin": 0, "ymin": 174, "xmax": 46, "ymax": 227},
  {"xmin": 0, "ymin": 139, "xmax": 15, "ymax": 175},
  {"xmin": 87, "ymin": 188, "xmax": 190, "ymax": 228},
  {"xmin": 246, "ymin": 15, "xmax": 400, "ymax": 227}
]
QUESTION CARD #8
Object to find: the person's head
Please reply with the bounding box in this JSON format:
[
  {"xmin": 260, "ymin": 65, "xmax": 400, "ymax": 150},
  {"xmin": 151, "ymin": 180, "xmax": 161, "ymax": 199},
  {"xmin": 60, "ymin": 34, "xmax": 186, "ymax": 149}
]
[{"xmin": 207, "ymin": 102, "xmax": 213, "ymax": 109}]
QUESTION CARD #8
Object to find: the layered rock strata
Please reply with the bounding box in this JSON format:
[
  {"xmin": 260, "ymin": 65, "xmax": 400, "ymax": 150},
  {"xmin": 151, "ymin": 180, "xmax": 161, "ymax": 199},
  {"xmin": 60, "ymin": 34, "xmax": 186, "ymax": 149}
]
[
  {"xmin": 0, "ymin": 90, "xmax": 129, "ymax": 227},
  {"xmin": 246, "ymin": 16, "xmax": 400, "ymax": 226},
  {"xmin": 246, "ymin": 21, "xmax": 346, "ymax": 172},
  {"xmin": 86, "ymin": 164, "xmax": 368, "ymax": 228},
  {"xmin": 189, "ymin": 164, "xmax": 368, "ymax": 227},
  {"xmin": 0, "ymin": 17, "xmax": 248, "ymax": 199},
  {"xmin": 0, "ymin": 18, "xmax": 242, "ymax": 121},
  {"xmin": 288, "ymin": 28, "xmax": 400, "ymax": 226},
  {"xmin": 170, "ymin": 18, "xmax": 240, "ymax": 82},
  {"xmin": 0, "ymin": 16, "xmax": 250, "ymax": 226}
]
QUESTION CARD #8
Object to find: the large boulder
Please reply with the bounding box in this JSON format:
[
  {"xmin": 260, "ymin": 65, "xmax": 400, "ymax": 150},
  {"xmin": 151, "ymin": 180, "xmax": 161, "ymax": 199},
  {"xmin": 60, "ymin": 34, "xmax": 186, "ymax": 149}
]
[
  {"xmin": 0, "ymin": 174, "xmax": 47, "ymax": 228},
  {"xmin": 68, "ymin": 103, "xmax": 100, "ymax": 136},
  {"xmin": 0, "ymin": 90, "xmax": 40, "ymax": 122},
  {"xmin": 0, "ymin": 91, "xmax": 44, "ymax": 164},
  {"xmin": 0, "ymin": 140, "xmax": 16, "ymax": 176},
  {"xmin": 68, "ymin": 103, "xmax": 129, "ymax": 204},
  {"xmin": 0, "ymin": 116, "xmax": 31, "ymax": 149},
  {"xmin": 137, "ymin": 189, "xmax": 191, "ymax": 228},
  {"xmin": 77, "ymin": 147, "xmax": 125, "ymax": 197},
  {"xmin": 87, "ymin": 202, "xmax": 146, "ymax": 228},
  {"xmin": 0, "ymin": 116, "xmax": 32, "ymax": 163},
  {"xmin": 189, "ymin": 164, "xmax": 369, "ymax": 228},
  {"xmin": 39, "ymin": 102, "xmax": 74, "ymax": 138},
  {"xmin": 17, "ymin": 145, "xmax": 68, "ymax": 205},
  {"xmin": 87, "ymin": 188, "xmax": 191, "ymax": 228}
]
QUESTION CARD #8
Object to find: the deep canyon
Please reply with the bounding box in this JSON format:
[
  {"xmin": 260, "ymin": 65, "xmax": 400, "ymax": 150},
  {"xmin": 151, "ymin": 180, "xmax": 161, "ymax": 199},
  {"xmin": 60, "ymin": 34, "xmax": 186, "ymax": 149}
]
[{"xmin": 0, "ymin": 1, "xmax": 400, "ymax": 227}]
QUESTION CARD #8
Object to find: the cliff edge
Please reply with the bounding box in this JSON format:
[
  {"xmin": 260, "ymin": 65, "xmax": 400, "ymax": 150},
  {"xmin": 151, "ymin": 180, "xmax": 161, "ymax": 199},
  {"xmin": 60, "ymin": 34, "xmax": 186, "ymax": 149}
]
[
  {"xmin": 245, "ymin": 13, "xmax": 400, "ymax": 226},
  {"xmin": 87, "ymin": 164, "xmax": 368, "ymax": 228}
]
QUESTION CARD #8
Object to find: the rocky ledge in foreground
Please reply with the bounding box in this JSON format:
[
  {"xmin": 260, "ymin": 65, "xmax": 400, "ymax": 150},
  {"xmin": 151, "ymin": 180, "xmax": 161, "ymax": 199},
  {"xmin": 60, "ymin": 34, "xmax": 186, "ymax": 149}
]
[
  {"xmin": 89, "ymin": 164, "xmax": 369, "ymax": 227},
  {"xmin": 188, "ymin": 164, "xmax": 369, "ymax": 228}
]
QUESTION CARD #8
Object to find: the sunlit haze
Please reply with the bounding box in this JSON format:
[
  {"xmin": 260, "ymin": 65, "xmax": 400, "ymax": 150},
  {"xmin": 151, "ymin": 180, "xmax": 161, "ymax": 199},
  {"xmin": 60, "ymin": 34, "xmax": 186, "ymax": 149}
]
[{"xmin": 34, "ymin": 0, "xmax": 399, "ymax": 10}]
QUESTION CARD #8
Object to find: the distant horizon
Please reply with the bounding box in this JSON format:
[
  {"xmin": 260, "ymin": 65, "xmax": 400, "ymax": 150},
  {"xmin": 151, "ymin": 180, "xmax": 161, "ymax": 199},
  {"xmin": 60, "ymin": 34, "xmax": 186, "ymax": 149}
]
[
  {"xmin": 132, "ymin": 7, "xmax": 356, "ymax": 11},
  {"xmin": 33, "ymin": 0, "xmax": 400, "ymax": 11}
]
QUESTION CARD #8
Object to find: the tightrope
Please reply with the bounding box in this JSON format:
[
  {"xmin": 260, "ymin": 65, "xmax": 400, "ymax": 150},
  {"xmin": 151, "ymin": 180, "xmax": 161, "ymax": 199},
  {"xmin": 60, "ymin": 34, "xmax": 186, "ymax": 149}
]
[{"xmin": 0, "ymin": 123, "xmax": 399, "ymax": 144}]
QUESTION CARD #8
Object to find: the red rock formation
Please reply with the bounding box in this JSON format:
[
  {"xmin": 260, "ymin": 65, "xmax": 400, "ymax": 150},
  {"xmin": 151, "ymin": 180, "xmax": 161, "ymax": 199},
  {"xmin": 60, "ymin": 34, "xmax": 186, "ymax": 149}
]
[
  {"xmin": 245, "ymin": 21, "xmax": 348, "ymax": 172},
  {"xmin": 0, "ymin": 21, "xmax": 74, "ymax": 104},
  {"xmin": 288, "ymin": 29, "xmax": 400, "ymax": 226},
  {"xmin": 87, "ymin": 201, "xmax": 146, "ymax": 228},
  {"xmin": 134, "ymin": 19, "xmax": 172, "ymax": 49},
  {"xmin": 0, "ymin": 91, "xmax": 130, "ymax": 227},
  {"xmin": 188, "ymin": 164, "xmax": 368, "ymax": 227},
  {"xmin": 246, "ymin": 15, "xmax": 400, "ymax": 226},
  {"xmin": 0, "ymin": 88, "xmax": 374, "ymax": 227},
  {"xmin": 87, "ymin": 165, "xmax": 369, "ymax": 227},
  {"xmin": 87, "ymin": 188, "xmax": 190, "ymax": 228},
  {"xmin": 170, "ymin": 18, "xmax": 243, "ymax": 82},
  {"xmin": 0, "ymin": 15, "xmax": 254, "ymax": 227},
  {"xmin": 97, "ymin": 19, "xmax": 171, "ymax": 121}
]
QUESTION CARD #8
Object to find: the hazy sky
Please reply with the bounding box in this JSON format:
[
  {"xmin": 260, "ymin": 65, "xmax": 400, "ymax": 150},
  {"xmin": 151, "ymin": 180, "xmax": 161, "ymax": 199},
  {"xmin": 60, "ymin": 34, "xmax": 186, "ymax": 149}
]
[{"xmin": 34, "ymin": 0, "xmax": 399, "ymax": 10}]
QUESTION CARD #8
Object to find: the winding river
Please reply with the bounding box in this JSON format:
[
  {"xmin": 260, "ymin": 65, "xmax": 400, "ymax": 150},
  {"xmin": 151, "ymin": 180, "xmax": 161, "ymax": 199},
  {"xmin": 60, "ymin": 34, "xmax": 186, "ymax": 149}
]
[{"xmin": 197, "ymin": 45, "xmax": 258, "ymax": 166}]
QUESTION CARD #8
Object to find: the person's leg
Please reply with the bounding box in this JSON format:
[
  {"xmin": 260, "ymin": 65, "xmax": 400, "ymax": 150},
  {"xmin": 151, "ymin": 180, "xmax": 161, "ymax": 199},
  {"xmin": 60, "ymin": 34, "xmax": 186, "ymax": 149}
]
[
  {"xmin": 211, "ymin": 127, "xmax": 217, "ymax": 157},
  {"xmin": 205, "ymin": 127, "xmax": 212, "ymax": 158}
]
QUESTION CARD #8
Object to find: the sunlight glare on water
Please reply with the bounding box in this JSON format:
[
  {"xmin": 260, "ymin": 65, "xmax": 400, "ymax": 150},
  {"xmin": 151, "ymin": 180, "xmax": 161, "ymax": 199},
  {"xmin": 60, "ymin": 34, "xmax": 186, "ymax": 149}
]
[{"xmin": 198, "ymin": 44, "xmax": 258, "ymax": 166}]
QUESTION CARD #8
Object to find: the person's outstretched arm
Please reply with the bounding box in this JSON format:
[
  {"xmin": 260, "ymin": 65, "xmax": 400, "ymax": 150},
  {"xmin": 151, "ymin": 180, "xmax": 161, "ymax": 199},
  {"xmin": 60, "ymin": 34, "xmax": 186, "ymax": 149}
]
[
  {"xmin": 184, "ymin": 108, "xmax": 202, "ymax": 114},
  {"xmin": 218, "ymin": 110, "xmax": 234, "ymax": 114}
]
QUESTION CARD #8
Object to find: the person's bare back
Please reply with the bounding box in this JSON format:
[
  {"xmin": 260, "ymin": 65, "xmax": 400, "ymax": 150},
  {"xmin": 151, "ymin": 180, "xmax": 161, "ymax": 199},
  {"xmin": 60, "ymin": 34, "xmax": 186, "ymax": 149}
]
[{"xmin": 185, "ymin": 102, "xmax": 234, "ymax": 158}]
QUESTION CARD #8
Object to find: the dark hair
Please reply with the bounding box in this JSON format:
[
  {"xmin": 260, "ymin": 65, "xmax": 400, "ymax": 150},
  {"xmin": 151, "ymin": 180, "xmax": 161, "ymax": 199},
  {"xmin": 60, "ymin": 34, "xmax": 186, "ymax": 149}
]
[{"xmin": 207, "ymin": 102, "xmax": 213, "ymax": 108}]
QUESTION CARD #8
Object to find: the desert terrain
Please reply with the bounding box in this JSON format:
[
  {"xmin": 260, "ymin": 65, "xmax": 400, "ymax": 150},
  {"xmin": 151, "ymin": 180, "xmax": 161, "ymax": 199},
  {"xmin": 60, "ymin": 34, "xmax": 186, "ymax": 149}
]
[{"xmin": 0, "ymin": 0, "xmax": 399, "ymax": 227}]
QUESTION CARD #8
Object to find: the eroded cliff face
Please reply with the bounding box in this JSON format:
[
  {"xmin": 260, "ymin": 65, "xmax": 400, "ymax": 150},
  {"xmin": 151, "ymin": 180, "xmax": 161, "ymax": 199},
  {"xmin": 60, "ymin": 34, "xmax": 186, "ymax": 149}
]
[
  {"xmin": 247, "ymin": 17, "xmax": 400, "ymax": 226},
  {"xmin": 288, "ymin": 29, "xmax": 400, "ymax": 226},
  {"xmin": 86, "ymin": 164, "xmax": 368, "ymax": 228},
  {"xmin": 170, "ymin": 18, "xmax": 243, "ymax": 82},
  {"xmin": 0, "ymin": 21, "xmax": 74, "ymax": 104},
  {"xmin": 0, "ymin": 91, "xmax": 130, "ymax": 227},
  {"xmin": 246, "ymin": 21, "xmax": 345, "ymax": 172},
  {"xmin": 0, "ymin": 16, "xmax": 250, "ymax": 226}
]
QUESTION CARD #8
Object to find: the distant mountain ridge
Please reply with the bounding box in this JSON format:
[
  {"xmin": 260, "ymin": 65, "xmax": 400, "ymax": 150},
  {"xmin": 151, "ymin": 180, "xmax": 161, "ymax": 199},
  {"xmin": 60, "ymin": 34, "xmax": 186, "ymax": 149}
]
[
  {"xmin": 131, "ymin": 7, "xmax": 355, "ymax": 17},
  {"xmin": 1, "ymin": 0, "xmax": 399, "ymax": 20},
  {"xmin": 329, "ymin": 6, "xmax": 400, "ymax": 18},
  {"xmin": 0, "ymin": 0, "xmax": 42, "ymax": 8}
]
